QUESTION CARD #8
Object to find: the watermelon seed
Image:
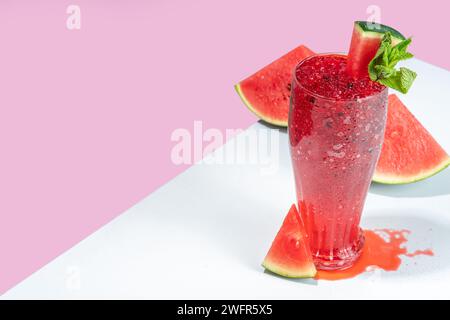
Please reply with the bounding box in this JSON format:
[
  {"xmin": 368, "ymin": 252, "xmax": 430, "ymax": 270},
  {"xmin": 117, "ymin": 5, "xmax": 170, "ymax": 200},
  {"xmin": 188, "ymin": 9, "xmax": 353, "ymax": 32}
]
[{"xmin": 286, "ymin": 83, "xmax": 291, "ymax": 92}]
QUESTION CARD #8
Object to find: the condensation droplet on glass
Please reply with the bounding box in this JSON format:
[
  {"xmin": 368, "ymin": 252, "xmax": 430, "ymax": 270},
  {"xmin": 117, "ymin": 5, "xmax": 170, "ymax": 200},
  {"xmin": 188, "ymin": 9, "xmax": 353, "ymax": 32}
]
[
  {"xmin": 327, "ymin": 150, "xmax": 345, "ymax": 158},
  {"xmin": 343, "ymin": 116, "xmax": 351, "ymax": 125}
]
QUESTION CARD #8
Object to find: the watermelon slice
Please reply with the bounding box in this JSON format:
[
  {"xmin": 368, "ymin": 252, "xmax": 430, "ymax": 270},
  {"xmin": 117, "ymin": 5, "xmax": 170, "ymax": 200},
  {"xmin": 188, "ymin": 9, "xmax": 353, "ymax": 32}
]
[
  {"xmin": 373, "ymin": 95, "xmax": 450, "ymax": 184},
  {"xmin": 347, "ymin": 21, "xmax": 405, "ymax": 77},
  {"xmin": 262, "ymin": 204, "xmax": 316, "ymax": 278},
  {"xmin": 235, "ymin": 45, "xmax": 314, "ymax": 127}
]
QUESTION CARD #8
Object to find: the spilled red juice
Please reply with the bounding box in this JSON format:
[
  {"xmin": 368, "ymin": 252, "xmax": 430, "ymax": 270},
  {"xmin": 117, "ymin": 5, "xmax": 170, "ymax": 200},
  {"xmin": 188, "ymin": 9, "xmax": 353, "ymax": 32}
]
[
  {"xmin": 315, "ymin": 229, "xmax": 434, "ymax": 280},
  {"xmin": 289, "ymin": 54, "xmax": 388, "ymax": 270}
]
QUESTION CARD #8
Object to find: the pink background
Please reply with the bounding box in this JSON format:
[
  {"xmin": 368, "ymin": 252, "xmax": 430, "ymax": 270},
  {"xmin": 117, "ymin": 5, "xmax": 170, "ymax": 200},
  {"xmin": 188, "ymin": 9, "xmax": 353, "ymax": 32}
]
[{"xmin": 1, "ymin": 0, "xmax": 449, "ymax": 294}]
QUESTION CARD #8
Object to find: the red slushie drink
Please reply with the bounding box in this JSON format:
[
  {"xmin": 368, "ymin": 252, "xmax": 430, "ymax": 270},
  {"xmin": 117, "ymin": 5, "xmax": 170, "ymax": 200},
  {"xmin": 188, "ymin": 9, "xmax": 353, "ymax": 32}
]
[{"xmin": 289, "ymin": 54, "xmax": 388, "ymax": 270}]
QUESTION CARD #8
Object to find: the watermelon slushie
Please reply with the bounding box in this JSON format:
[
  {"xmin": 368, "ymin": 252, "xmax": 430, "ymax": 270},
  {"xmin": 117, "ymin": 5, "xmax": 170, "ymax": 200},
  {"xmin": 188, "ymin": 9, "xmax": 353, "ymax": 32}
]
[{"xmin": 289, "ymin": 54, "xmax": 388, "ymax": 270}]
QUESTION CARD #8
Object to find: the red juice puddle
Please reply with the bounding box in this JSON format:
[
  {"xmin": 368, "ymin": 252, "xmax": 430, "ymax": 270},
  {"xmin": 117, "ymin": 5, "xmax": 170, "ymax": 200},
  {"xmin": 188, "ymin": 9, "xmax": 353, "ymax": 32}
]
[{"xmin": 315, "ymin": 229, "xmax": 434, "ymax": 281}]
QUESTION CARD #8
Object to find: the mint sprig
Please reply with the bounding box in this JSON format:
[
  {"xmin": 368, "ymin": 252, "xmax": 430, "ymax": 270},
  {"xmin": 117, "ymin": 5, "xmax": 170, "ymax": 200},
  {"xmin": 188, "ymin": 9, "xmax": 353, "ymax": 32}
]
[{"xmin": 368, "ymin": 32, "xmax": 417, "ymax": 94}]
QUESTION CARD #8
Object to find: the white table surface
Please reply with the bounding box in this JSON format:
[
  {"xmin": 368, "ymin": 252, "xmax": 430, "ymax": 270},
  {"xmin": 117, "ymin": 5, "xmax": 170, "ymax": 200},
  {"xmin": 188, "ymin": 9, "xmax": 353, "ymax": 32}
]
[{"xmin": 2, "ymin": 59, "xmax": 450, "ymax": 299}]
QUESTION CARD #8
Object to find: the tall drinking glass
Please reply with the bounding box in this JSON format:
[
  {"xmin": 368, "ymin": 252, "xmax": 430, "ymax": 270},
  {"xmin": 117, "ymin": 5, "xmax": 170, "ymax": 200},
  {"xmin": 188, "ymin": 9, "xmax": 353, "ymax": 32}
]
[{"xmin": 289, "ymin": 54, "xmax": 388, "ymax": 270}]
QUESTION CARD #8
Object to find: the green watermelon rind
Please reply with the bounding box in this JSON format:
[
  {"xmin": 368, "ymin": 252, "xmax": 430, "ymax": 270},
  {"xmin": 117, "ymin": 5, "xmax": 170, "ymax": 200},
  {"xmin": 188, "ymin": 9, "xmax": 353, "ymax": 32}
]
[
  {"xmin": 262, "ymin": 260, "xmax": 317, "ymax": 279},
  {"xmin": 355, "ymin": 21, "xmax": 406, "ymax": 43},
  {"xmin": 234, "ymin": 83, "xmax": 288, "ymax": 127},
  {"xmin": 373, "ymin": 156, "xmax": 450, "ymax": 184}
]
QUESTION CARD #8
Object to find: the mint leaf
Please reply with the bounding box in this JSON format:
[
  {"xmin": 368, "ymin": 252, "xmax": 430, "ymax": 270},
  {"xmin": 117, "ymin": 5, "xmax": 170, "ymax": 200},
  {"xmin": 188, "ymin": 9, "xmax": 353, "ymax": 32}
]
[
  {"xmin": 377, "ymin": 67, "xmax": 417, "ymax": 94},
  {"xmin": 368, "ymin": 32, "xmax": 417, "ymax": 94},
  {"xmin": 399, "ymin": 67, "xmax": 417, "ymax": 92}
]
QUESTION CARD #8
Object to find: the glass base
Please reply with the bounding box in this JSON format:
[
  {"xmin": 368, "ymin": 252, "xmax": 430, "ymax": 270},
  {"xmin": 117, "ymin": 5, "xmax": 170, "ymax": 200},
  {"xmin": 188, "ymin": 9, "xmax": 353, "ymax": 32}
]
[{"xmin": 313, "ymin": 229, "xmax": 365, "ymax": 271}]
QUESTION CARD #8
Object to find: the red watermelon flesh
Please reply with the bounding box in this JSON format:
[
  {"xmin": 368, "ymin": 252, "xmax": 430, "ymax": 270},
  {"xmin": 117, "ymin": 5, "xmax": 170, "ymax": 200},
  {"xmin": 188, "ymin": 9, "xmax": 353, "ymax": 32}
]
[
  {"xmin": 235, "ymin": 45, "xmax": 314, "ymax": 127},
  {"xmin": 262, "ymin": 204, "xmax": 316, "ymax": 278},
  {"xmin": 347, "ymin": 28, "xmax": 382, "ymax": 78},
  {"xmin": 374, "ymin": 95, "xmax": 450, "ymax": 184}
]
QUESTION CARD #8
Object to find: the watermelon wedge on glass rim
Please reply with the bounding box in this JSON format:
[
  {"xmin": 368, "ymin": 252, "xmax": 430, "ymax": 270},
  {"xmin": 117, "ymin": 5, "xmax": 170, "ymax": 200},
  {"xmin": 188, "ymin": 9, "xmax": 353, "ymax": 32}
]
[{"xmin": 347, "ymin": 21, "xmax": 406, "ymax": 78}]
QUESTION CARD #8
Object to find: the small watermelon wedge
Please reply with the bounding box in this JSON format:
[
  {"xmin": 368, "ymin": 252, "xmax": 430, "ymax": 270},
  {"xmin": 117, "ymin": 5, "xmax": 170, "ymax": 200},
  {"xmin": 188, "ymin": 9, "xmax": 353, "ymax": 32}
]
[
  {"xmin": 347, "ymin": 21, "xmax": 405, "ymax": 77},
  {"xmin": 373, "ymin": 95, "xmax": 450, "ymax": 184},
  {"xmin": 262, "ymin": 204, "xmax": 316, "ymax": 278},
  {"xmin": 235, "ymin": 45, "xmax": 315, "ymax": 127}
]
